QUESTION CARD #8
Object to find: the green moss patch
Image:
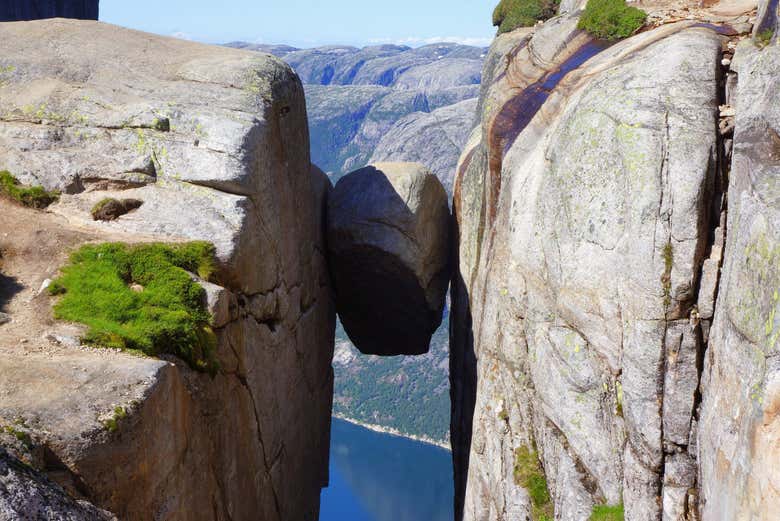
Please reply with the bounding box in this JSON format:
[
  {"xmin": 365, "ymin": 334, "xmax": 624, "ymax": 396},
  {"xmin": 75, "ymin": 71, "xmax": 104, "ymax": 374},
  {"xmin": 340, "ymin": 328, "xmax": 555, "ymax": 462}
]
[
  {"xmin": 578, "ymin": 0, "xmax": 647, "ymax": 40},
  {"xmin": 102, "ymin": 406, "xmax": 128, "ymax": 433},
  {"xmin": 756, "ymin": 28, "xmax": 774, "ymax": 47},
  {"xmin": 0, "ymin": 171, "xmax": 59, "ymax": 209},
  {"xmin": 49, "ymin": 242, "xmax": 219, "ymax": 374},
  {"xmin": 514, "ymin": 445, "xmax": 554, "ymax": 520},
  {"xmin": 91, "ymin": 197, "xmax": 143, "ymax": 221},
  {"xmin": 493, "ymin": 0, "xmax": 560, "ymax": 34},
  {"xmin": 591, "ymin": 504, "xmax": 624, "ymax": 520}
]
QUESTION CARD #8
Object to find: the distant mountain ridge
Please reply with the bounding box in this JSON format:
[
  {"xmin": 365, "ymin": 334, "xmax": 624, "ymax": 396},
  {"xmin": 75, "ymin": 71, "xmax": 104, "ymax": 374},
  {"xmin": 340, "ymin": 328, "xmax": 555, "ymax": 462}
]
[{"xmin": 226, "ymin": 41, "xmax": 485, "ymax": 192}]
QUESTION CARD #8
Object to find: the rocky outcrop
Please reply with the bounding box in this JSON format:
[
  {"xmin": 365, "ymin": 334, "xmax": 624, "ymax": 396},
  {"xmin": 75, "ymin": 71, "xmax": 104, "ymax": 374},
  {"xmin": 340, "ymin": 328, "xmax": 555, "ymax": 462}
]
[
  {"xmin": 0, "ymin": 448, "xmax": 113, "ymax": 521},
  {"xmin": 0, "ymin": 1, "xmax": 98, "ymax": 21},
  {"xmin": 327, "ymin": 162, "xmax": 451, "ymax": 356},
  {"xmin": 698, "ymin": 39, "xmax": 780, "ymax": 520},
  {"xmin": 449, "ymin": 4, "xmax": 771, "ymax": 518},
  {"xmin": 0, "ymin": 19, "xmax": 333, "ymax": 521}
]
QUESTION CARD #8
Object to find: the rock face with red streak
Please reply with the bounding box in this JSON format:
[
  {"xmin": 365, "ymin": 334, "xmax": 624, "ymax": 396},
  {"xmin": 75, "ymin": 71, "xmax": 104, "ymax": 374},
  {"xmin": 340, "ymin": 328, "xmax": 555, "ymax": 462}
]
[{"xmin": 450, "ymin": 16, "xmax": 727, "ymax": 521}]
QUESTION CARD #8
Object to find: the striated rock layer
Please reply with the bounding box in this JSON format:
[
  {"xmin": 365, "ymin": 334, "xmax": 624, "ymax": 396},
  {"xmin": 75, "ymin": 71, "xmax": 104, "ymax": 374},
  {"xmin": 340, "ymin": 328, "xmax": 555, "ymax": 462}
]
[
  {"xmin": 448, "ymin": 6, "xmax": 777, "ymax": 518},
  {"xmin": 0, "ymin": 19, "xmax": 334, "ymax": 520}
]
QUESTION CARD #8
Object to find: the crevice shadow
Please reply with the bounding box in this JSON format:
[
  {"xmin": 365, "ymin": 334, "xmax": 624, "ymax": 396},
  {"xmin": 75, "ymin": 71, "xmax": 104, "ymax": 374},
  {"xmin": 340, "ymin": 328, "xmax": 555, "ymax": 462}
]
[
  {"xmin": 449, "ymin": 221, "xmax": 477, "ymax": 521},
  {"xmin": 0, "ymin": 271, "xmax": 23, "ymax": 313}
]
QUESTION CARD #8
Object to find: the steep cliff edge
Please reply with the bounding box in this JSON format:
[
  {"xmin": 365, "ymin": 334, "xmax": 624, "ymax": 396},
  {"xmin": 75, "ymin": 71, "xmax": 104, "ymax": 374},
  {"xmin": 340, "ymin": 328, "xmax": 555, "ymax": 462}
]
[
  {"xmin": 451, "ymin": 1, "xmax": 777, "ymax": 519},
  {"xmin": 0, "ymin": 19, "xmax": 333, "ymax": 521}
]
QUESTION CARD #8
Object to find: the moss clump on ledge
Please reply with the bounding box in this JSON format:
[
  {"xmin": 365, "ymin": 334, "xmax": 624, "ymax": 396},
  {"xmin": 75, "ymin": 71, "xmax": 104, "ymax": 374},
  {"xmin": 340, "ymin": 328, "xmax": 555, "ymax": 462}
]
[
  {"xmin": 493, "ymin": 0, "xmax": 560, "ymax": 34},
  {"xmin": 49, "ymin": 242, "xmax": 219, "ymax": 374},
  {"xmin": 102, "ymin": 406, "xmax": 128, "ymax": 433},
  {"xmin": 756, "ymin": 28, "xmax": 774, "ymax": 47},
  {"xmin": 514, "ymin": 445, "xmax": 554, "ymax": 520},
  {"xmin": 578, "ymin": 0, "xmax": 647, "ymax": 41},
  {"xmin": 591, "ymin": 503, "xmax": 624, "ymax": 520},
  {"xmin": 0, "ymin": 171, "xmax": 59, "ymax": 209}
]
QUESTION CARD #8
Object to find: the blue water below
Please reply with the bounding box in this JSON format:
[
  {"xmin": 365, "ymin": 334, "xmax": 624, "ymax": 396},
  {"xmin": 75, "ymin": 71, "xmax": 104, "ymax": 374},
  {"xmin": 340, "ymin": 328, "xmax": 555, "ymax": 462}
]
[{"xmin": 320, "ymin": 419, "xmax": 454, "ymax": 521}]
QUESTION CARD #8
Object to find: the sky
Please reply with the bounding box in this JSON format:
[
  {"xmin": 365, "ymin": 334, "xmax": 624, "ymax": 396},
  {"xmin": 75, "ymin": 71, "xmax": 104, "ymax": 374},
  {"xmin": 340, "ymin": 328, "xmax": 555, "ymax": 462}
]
[{"xmin": 100, "ymin": 0, "xmax": 497, "ymax": 49}]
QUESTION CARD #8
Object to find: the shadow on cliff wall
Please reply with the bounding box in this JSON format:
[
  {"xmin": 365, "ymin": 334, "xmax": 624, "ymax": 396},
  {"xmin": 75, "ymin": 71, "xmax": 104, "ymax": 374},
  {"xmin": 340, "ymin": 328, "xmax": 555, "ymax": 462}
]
[{"xmin": 449, "ymin": 220, "xmax": 477, "ymax": 521}]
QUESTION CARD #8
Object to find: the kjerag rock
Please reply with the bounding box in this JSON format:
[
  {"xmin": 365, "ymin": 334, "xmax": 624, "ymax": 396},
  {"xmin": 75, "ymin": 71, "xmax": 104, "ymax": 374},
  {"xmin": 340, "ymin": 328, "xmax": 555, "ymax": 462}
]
[{"xmin": 328, "ymin": 162, "xmax": 450, "ymax": 356}]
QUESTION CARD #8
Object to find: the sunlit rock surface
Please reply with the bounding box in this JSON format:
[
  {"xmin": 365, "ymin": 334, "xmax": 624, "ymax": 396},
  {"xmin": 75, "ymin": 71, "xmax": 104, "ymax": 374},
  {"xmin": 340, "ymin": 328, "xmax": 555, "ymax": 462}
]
[
  {"xmin": 451, "ymin": 16, "xmax": 731, "ymax": 520},
  {"xmin": 0, "ymin": 19, "xmax": 334, "ymax": 520},
  {"xmin": 699, "ymin": 38, "xmax": 780, "ymax": 521}
]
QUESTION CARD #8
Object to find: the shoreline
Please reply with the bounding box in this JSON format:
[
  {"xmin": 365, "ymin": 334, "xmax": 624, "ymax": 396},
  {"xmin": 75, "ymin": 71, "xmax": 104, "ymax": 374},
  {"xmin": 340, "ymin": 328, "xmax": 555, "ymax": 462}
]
[{"xmin": 333, "ymin": 413, "xmax": 452, "ymax": 452}]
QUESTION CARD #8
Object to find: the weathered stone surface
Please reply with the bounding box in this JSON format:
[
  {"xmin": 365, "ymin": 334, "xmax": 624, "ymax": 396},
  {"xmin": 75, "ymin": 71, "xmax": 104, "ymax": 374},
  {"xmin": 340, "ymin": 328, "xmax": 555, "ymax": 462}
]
[
  {"xmin": 698, "ymin": 41, "xmax": 780, "ymax": 520},
  {"xmin": 0, "ymin": 1, "xmax": 98, "ymax": 22},
  {"xmin": 0, "ymin": 447, "xmax": 113, "ymax": 521},
  {"xmin": 451, "ymin": 21, "xmax": 722, "ymax": 520},
  {"xmin": 0, "ymin": 19, "xmax": 334, "ymax": 521},
  {"xmin": 328, "ymin": 162, "xmax": 450, "ymax": 356}
]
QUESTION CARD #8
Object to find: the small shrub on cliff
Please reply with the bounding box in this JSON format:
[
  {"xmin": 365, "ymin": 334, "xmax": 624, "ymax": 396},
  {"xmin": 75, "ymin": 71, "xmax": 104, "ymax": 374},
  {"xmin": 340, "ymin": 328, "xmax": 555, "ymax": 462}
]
[
  {"xmin": 0, "ymin": 171, "xmax": 59, "ymax": 209},
  {"xmin": 578, "ymin": 0, "xmax": 647, "ymax": 40},
  {"xmin": 514, "ymin": 445, "xmax": 554, "ymax": 520},
  {"xmin": 49, "ymin": 242, "xmax": 219, "ymax": 374},
  {"xmin": 493, "ymin": 0, "xmax": 560, "ymax": 34},
  {"xmin": 591, "ymin": 503, "xmax": 624, "ymax": 520}
]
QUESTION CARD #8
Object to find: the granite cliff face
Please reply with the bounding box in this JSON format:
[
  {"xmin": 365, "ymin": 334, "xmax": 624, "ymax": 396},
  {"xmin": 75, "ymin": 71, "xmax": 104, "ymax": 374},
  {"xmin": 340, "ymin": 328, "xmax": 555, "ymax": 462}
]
[
  {"xmin": 0, "ymin": 1, "xmax": 98, "ymax": 21},
  {"xmin": 229, "ymin": 42, "xmax": 485, "ymax": 193},
  {"xmin": 450, "ymin": 1, "xmax": 779, "ymax": 520},
  {"xmin": 0, "ymin": 19, "xmax": 333, "ymax": 520}
]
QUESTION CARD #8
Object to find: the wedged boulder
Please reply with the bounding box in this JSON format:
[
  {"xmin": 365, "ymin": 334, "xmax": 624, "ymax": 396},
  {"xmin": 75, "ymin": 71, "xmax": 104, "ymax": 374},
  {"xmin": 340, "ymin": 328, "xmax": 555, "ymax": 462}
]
[
  {"xmin": 327, "ymin": 162, "xmax": 450, "ymax": 356},
  {"xmin": 698, "ymin": 41, "xmax": 780, "ymax": 519},
  {"xmin": 451, "ymin": 22, "xmax": 723, "ymax": 521}
]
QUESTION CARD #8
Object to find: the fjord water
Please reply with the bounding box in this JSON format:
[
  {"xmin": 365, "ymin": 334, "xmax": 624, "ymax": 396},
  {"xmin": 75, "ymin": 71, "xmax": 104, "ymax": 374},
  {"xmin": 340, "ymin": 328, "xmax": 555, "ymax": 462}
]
[{"xmin": 320, "ymin": 419, "xmax": 454, "ymax": 521}]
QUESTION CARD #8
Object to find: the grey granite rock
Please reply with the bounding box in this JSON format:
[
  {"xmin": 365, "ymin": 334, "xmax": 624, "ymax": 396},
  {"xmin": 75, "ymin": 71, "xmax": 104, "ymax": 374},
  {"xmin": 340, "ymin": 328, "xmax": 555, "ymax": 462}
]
[
  {"xmin": 327, "ymin": 162, "xmax": 450, "ymax": 356},
  {"xmin": 698, "ymin": 40, "xmax": 780, "ymax": 520},
  {"xmin": 451, "ymin": 22, "xmax": 722, "ymax": 521},
  {"xmin": 0, "ymin": 448, "xmax": 114, "ymax": 521}
]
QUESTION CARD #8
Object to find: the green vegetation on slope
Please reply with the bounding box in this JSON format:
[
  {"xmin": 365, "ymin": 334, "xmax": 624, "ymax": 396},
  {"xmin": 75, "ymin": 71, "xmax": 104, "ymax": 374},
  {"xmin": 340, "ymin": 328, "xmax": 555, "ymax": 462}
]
[
  {"xmin": 591, "ymin": 503, "xmax": 624, "ymax": 520},
  {"xmin": 514, "ymin": 445, "xmax": 554, "ymax": 520},
  {"xmin": 493, "ymin": 0, "xmax": 560, "ymax": 34},
  {"xmin": 332, "ymin": 315, "xmax": 451, "ymax": 442},
  {"xmin": 578, "ymin": 0, "xmax": 647, "ymax": 40},
  {"xmin": 49, "ymin": 242, "xmax": 219, "ymax": 373},
  {"xmin": 0, "ymin": 171, "xmax": 59, "ymax": 209}
]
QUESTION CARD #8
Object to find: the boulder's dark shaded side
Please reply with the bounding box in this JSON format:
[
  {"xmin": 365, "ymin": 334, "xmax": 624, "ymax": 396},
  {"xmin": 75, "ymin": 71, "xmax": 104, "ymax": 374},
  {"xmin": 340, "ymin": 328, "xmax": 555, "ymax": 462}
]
[{"xmin": 327, "ymin": 162, "xmax": 450, "ymax": 356}]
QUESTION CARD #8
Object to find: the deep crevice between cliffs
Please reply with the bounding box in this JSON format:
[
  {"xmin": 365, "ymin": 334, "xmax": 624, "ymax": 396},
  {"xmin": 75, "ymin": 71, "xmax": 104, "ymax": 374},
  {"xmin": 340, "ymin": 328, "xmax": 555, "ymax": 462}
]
[{"xmin": 667, "ymin": 29, "xmax": 734, "ymax": 518}]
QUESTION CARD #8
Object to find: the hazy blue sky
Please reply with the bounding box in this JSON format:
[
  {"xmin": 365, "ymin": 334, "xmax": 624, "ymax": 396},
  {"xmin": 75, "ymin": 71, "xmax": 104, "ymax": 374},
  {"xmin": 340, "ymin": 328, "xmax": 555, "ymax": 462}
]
[{"xmin": 100, "ymin": 0, "xmax": 497, "ymax": 48}]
